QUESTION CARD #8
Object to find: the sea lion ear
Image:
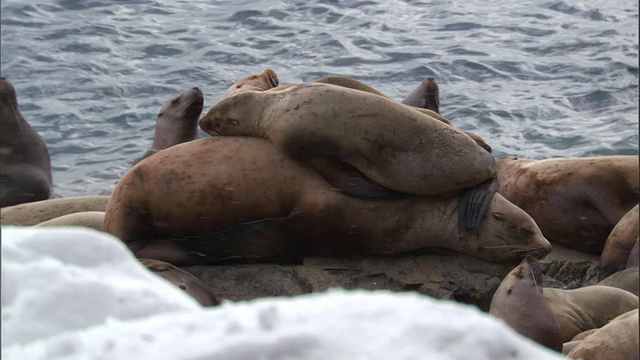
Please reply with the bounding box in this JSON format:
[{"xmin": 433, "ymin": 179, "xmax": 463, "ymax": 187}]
[{"xmin": 492, "ymin": 213, "xmax": 504, "ymax": 220}]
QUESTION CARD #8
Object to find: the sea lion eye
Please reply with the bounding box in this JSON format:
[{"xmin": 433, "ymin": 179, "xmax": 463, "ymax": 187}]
[
  {"xmin": 492, "ymin": 213, "xmax": 504, "ymax": 220},
  {"xmin": 171, "ymin": 98, "xmax": 180, "ymax": 105},
  {"xmin": 507, "ymin": 289, "xmax": 512, "ymax": 294}
]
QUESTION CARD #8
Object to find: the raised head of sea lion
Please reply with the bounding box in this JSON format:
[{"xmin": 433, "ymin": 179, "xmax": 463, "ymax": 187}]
[
  {"xmin": 221, "ymin": 68, "xmax": 279, "ymax": 100},
  {"xmin": 543, "ymin": 285, "xmax": 639, "ymax": 343},
  {"xmin": 401, "ymin": 77, "xmax": 440, "ymax": 114},
  {"xmin": 139, "ymin": 258, "xmax": 219, "ymax": 306},
  {"xmin": 600, "ymin": 204, "xmax": 639, "ymax": 279},
  {"xmin": 497, "ymin": 156, "xmax": 639, "ymax": 254},
  {"xmin": 104, "ymin": 137, "xmax": 549, "ymax": 267},
  {"xmin": 490, "ymin": 256, "xmax": 563, "ymax": 351},
  {"xmin": 199, "ymin": 82, "xmax": 498, "ymax": 232},
  {"xmin": 0, "ymin": 77, "xmax": 52, "ymax": 208},
  {"xmin": 151, "ymin": 87, "xmax": 204, "ymax": 150}
]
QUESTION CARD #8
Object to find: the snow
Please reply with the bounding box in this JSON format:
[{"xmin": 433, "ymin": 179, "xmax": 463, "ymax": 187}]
[{"xmin": 1, "ymin": 226, "xmax": 563, "ymax": 360}]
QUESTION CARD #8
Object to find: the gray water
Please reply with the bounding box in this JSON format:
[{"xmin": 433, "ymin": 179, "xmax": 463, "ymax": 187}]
[{"xmin": 1, "ymin": 0, "xmax": 638, "ymax": 197}]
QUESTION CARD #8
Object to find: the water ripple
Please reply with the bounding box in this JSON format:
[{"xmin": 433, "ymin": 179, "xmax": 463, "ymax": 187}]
[{"xmin": 1, "ymin": 0, "xmax": 637, "ymax": 196}]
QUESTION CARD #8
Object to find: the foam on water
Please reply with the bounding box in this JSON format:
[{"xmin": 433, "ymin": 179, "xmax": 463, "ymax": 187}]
[{"xmin": 1, "ymin": 0, "xmax": 638, "ymax": 196}]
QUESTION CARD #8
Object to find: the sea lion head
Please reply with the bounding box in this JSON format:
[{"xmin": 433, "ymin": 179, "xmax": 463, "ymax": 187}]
[
  {"xmin": 461, "ymin": 193, "xmax": 552, "ymax": 262},
  {"xmin": 157, "ymin": 87, "xmax": 204, "ymax": 126},
  {"xmin": 221, "ymin": 68, "xmax": 279, "ymax": 100},
  {"xmin": 0, "ymin": 77, "xmax": 19, "ymax": 110}
]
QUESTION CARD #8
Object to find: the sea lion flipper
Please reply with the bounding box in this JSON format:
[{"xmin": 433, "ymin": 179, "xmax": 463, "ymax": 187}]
[
  {"xmin": 171, "ymin": 216, "xmax": 297, "ymax": 265},
  {"xmin": 458, "ymin": 177, "xmax": 498, "ymax": 233}
]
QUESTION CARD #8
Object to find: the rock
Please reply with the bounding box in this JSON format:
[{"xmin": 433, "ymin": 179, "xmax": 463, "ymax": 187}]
[{"xmin": 182, "ymin": 244, "xmax": 600, "ymax": 311}]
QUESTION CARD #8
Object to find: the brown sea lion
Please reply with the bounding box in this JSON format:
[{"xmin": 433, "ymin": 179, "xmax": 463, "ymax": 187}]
[
  {"xmin": 132, "ymin": 87, "xmax": 204, "ymax": 166},
  {"xmin": 567, "ymin": 309, "xmax": 639, "ymax": 360},
  {"xmin": 34, "ymin": 211, "xmax": 105, "ymax": 232},
  {"xmin": 0, "ymin": 195, "xmax": 110, "ymax": 226},
  {"xmin": 489, "ymin": 256, "xmax": 563, "ymax": 351},
  {"xmin": 219, "ymin": 70, "xmax": 491, "ymax": 153},
  {"xmin": 0, "ymin": 77, "xmax": 52, "ymax": 207},
  {"xmin": 401, "ymin": 77, "xmax": 440, "ymax": 114},
  {"xmin": 103, "ymin": 137, "xmax": 550, "ymax": 266},
  {"xmin": 309, "ymin": 75, "xmax": 491, "ymax": 152},
  {"xmin": 543, "ymin": 285, "xmax": 639, "ymax": 343},
  {"xmin": 600, "ymin": 204, "xmax": 639, "ymax": 279},
  {"xmin": 139, "ymin": 258, "xmax": 219, "ymax": 306},
  {"xmin": 496, "ymin": 156, "xmax": 639, "ymax": 254},
  {"xmin": 598, "ymin": 268, "xmax": 639, "ymax": 296},
  {"xmin": 200, "ymin": 82, "xmax": 498, "ymax": 231}
]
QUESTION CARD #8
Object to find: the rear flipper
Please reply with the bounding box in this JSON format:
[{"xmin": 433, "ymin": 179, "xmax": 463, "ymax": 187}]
[
  {"xmin": 457, "ymin": 177, "xmax": 498, "ymax": 233},
  {"xmin": 169, "ymin": 216, "xmax": 301, "ymax": 265}
]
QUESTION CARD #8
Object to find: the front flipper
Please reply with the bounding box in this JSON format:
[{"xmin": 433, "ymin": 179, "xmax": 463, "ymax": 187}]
[
  {"xmin": 307, "ymin": 157, "xmax": 407, "ymax": 199},
  {"xmin": 457, "ymin": 177, "xmax": 498, "ymax": 233}
]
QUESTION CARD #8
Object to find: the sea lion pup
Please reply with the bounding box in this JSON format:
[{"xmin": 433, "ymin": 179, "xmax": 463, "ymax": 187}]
[
  {"xmin": 496, "ymin": 156, "xmax": 639, "ymax": 254},
  {"xmin": 199, "ymin": 82, "xmax": 498, "ymax": 232},
  {"xmin": 103, "ymin": 137, "xmax": 550, "ymax": 266},
  {"xmin": 0, "ymin": 77, "xmax": 53, "ymax": 207},
  {"xmin": 600, "ymin": 204, "xmax": 639, "ymax": 279},
  {"xmin": 567, "ymin": 309, "xmax": 639, "ymax": 360},
  {"xmin": 139, "ymin": 258, "xmax": 219, "ymax": 306},
  {"xmin": 0, "ymin": 195, "xmax": 110, "ymax": 226},
  {"xmin": 489, "ymin": 256, "xmax": 563, "ymax": 351},
  {"xmin": 543, "ymin": 285, "xmax": 639, "ymax": 343},
  {"xmin": 401, "ymin": 77, "xmax": 440, "ymax": 114},
  {"xmin": 131, "ymin": 87, "xmax": 204, "ymax": 165},
  {"xmin": 598, "ymin": 268, "xmax": 639, "ymax": 296},
  {"xmin": 34, "ymin": 211, "xmax": 106, "ymax": 232}
]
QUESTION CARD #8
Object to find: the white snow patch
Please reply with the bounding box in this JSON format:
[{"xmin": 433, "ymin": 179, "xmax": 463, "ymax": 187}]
[{"xmin": 1, "ymin": 226, "xmax": 563, "ymax": 360}]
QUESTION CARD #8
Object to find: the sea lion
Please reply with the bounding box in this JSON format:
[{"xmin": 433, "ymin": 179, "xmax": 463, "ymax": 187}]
[
  {"xmin": 132, "ymin": 87, "xmax": 204, "ymax": 166},
  {"xmin": 0, "ymin": 77, "xmax": 52, "ymax": 207},
  {"xmin": 219, "ymin": 70, "xmax": 492, "ymax": 153},
  {"xmin": 600, "ymin": 204, "xmax": 639, "ymax": 279},
  {"xmin": 200, "ymin": 82, "xmax": 498, "ymax": 231},
  {"xmin": 496, "ymin": 156, "xmax": 639, "ymax": 254},
  {"xmin": 567, "ymin": 309, "xmax": 639, "ymax": 360},
  {"xmin": 543, "ymin": 285, "xmax": 639, "ymax": 343},
  {"xmin": 0, "ymin": 195, "xmax": 110, "ymax": 226},
  {"xmin": 139, "ymin": 258, "xmax": 219, "ymax": 306},
  {"xmin": 401, "ymin": 77, "xmax": 440, "ymax": 114},
  {"xmin": 103, "ymin": 137, "xmax": 550, "ymax": 266},
  {"xmin": 598, "ymin": 268, "xmax": 639, "ymax": 296},
  {"xmin": 489, "ymin": 256, "xmax": 563, "ymax": 351},
  {"xmin": 310, "ymin": 75, "xmax": 491, "ymax": 152},
  {"xmin": 34, "ymin": 211, "xmax": 106, "ymax": 232}
]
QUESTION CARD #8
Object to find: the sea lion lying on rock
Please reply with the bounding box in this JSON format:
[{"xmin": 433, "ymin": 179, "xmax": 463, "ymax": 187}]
[
  {"xmin": 496, "ymin": 156, "xmax": 639, "ymax": 254},
  {"xmin": 104, "ymin": 137, "xmax": 550, "ymax": 266}
]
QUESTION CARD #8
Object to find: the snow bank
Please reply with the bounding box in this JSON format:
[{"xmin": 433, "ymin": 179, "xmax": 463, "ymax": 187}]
[{"xmin": 1, "ymin": 226, "xmax": 562, "ymax": 360}]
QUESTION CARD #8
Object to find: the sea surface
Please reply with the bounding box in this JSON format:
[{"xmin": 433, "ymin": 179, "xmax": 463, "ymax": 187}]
[{"xmin": 1, "ymin": 0, "xmax": 638, "ymax": 197}]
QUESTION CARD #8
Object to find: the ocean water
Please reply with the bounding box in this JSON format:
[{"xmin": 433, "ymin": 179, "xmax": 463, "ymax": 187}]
[{"xmin": 1, "ymin": 0, "xmax": 638, "ymax": 197}]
